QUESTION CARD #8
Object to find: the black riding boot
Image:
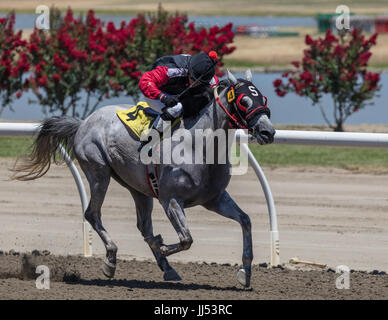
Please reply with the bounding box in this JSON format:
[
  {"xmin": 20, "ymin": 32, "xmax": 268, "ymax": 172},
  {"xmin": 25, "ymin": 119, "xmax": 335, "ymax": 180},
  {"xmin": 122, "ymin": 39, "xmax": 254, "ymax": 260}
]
[{"xmin": 137, "ymin": 115, "xmax": 164, "ymax": 155}]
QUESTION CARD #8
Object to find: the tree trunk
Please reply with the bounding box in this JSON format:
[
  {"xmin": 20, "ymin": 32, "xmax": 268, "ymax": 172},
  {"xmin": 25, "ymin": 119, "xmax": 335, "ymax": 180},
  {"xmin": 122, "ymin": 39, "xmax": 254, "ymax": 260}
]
[
  {"xmin": 333, "ymin": 99, "xmax": 344, "ymax": 132},
  {"xmin": 334, "ymin": 121, "xmax": 344, "ymax": 132}
]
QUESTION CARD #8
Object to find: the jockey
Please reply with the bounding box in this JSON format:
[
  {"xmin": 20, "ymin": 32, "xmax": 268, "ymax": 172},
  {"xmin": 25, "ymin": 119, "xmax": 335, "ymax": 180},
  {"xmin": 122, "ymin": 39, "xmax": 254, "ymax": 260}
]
[{"xmin": 139, "ymin": 51, "xmax": 219, "ymax": 128}]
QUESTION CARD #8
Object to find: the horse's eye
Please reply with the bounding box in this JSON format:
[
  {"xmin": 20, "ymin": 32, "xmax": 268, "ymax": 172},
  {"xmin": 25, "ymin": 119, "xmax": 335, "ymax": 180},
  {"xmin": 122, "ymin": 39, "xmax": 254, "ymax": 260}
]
[{"xmin": 241, "ymin": 96, "xmax": 253, "ymax": 108}]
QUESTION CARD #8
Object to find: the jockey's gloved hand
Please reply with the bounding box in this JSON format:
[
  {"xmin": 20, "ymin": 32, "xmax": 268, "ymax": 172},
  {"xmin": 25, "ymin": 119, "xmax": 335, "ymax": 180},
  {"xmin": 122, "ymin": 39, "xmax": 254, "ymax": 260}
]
[
  {"xmin": 161, "ymin": 103, "xmax": 183, "ymax": 121},
  {"xmin": 159, "ymin": 93, "xmax": 179, "ymax": 109}
]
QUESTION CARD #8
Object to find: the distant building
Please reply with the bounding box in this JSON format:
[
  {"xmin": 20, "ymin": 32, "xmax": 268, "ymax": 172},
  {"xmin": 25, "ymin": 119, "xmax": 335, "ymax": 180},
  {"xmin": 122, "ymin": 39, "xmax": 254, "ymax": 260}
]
[
  {"xmin": 233, "ymin": 25, "xmax": 298, "ymax": 37},
  {"xmin": 317, "ymin": 13, "xmax": 388, "ymax": 34},
  {"xmin": 375, "ymin": 17, "xmax": 388, "ymax": 33},
  {"xmin": 331, "ymin": 15, "xmax": 375, "ymax": 34}
]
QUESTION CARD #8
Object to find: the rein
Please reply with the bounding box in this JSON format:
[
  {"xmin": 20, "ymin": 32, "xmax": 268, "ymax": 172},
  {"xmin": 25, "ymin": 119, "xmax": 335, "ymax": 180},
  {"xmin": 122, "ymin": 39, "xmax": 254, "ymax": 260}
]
[{"xmin": 213, "ymin": 86, "xmax": 248, "ymax": 130}]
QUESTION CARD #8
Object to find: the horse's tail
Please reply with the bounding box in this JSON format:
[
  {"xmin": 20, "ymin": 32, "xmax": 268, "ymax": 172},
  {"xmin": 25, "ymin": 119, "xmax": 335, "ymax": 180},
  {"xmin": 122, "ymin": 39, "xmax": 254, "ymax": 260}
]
[{"xmin": 11, "ymin": 116, "xmax": 82, "ymax": 181}]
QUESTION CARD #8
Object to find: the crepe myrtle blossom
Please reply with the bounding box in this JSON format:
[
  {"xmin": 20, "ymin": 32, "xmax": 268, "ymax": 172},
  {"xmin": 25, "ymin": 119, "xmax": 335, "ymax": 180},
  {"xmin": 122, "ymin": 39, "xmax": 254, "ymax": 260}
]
[
  {"xmin": 0, "ymin": 5, "xmax": 235, "ymax": 118},
  {"xmin": 0, "ymin": 12, "xmax": 29, "ymax": 115},
  {"xmin": 273, "ymin": 29, "xmax": 380, "ymax": 131}
]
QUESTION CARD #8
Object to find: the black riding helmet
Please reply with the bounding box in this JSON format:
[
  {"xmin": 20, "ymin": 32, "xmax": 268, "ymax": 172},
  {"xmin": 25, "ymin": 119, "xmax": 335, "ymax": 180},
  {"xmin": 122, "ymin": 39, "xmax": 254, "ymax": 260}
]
[{"xmin": 188, "ymin": 52, "xmax": 217, "ymax": 84}]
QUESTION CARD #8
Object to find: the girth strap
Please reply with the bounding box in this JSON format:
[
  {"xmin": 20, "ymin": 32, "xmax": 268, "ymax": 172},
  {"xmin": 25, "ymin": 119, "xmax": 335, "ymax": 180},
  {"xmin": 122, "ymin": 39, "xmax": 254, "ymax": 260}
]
[{"xmin": 145, "ymin": 164, "xmax": 159, "ymax": 198}]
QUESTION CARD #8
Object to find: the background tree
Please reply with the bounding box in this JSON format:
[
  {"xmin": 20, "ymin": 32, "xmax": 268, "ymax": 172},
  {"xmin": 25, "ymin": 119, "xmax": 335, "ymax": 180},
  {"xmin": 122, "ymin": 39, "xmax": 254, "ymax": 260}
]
[
  {"xmin": 273, "ymin": 29, "xmax": 381, "ymax": 131},
  {"xmin": 27, "ymin": 6, "xmax": 235, "ymax": 119},
  {"xmin": 0, "ymin": 12, "xmax": 29, "ymax": 117},
  {"xmin": 27, "ymin": 9, "xmax": 139, "ymax": 119}
]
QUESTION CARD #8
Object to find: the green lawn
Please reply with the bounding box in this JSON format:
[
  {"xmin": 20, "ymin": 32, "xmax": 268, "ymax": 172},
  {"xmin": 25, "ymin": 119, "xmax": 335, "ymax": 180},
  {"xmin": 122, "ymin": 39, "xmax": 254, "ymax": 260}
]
[
  {"xmin": 0, "ymin": 136, "xmax": 34, "ymax": 158},
  {"xmin": 249, "ymin": 144, "xmax": 388, "ymax": 173},
  {"xmin": 1, "ymin": 136, "xmax": 388, "ymax": 173}
]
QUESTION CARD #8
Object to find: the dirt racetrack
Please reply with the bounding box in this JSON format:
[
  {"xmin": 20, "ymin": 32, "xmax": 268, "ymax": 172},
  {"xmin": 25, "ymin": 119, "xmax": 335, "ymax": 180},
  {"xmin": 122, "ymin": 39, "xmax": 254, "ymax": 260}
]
[
  {"xmin": 1, "ymin": 158, "xmax": 388, "ymax": 299},
  {"xmin": 1, "ymin": 250, "xmax": 388, "ymax": 300}
]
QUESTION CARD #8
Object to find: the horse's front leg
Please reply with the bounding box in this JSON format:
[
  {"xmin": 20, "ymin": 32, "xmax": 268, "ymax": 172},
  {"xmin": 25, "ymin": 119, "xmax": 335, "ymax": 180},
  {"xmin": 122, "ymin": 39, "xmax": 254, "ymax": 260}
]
[
  {"xmin": 203, "ymin": 190, "xmax": 253, "ymax": 288},
  {"xmin": 158, "ymin": 197, "xmax": 193, "ymax": 256}
]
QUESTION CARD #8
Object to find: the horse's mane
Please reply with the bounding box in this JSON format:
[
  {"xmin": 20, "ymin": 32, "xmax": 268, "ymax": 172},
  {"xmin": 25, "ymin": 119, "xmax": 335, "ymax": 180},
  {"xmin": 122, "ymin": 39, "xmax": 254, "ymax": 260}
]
[
  {"xmin": 217, "ymin": 79, "xmax": 231, "ymax": 91},
  {"xmin": 181, "ymin": 79, "xmax": 230, "ymax": 118}
]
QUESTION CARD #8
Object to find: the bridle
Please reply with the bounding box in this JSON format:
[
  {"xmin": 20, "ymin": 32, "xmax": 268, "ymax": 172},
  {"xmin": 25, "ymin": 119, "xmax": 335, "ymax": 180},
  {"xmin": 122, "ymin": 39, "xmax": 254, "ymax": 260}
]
[
  {"xmin": 213, "ymin": 85, "xmax": 248, "ymax": 130},
  {"xmin": 213, "ymin": 84, "xmax": 269, "ymax": 132}
]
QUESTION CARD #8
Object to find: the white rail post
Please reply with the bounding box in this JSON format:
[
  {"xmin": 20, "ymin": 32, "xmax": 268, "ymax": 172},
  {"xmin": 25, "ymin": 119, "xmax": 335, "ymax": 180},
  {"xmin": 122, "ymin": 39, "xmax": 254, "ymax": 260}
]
[
  {"xmin": 58, "ymin": 145, "xmax": 93, "ymax": 257},
  {"xmin": 240, "ymin": 143, "xmax": 280, "ymax": 267},
  {"xmin": 236, "ymin": 131, "xmax": 280, "ymax": 267}
]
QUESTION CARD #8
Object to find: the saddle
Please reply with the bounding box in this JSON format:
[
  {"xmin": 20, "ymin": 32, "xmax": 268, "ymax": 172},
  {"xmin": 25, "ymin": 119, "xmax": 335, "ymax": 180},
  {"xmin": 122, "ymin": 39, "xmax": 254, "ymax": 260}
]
[
  {"xmin": 117, "ymin": 101, "xmax": 183, "ymax": 141},
  {"xmin": 116, "ymin": 101, "xmax": 160, "ymax": 139}
]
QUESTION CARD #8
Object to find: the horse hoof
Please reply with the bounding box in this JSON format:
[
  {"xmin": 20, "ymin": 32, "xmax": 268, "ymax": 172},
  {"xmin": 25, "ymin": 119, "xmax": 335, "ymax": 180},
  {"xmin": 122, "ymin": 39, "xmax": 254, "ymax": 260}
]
[
  {"xmin": 163, "ymin": 269, "xmax": 182, "ymax": 281},
  {"xmin": 236, "ymin": 268, "xmax": 250, "ymax": 288},
  {"xmin": 101, "ymin": 259, "xmax": 116, "ymax": 278}
]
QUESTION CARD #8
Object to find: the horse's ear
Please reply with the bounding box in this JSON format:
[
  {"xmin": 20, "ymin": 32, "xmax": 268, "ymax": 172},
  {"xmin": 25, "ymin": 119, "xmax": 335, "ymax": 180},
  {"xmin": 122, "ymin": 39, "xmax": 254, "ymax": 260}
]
[
  {"xmin": 245, "ymin": 69, "xmax": 253, "ymax": 82},
  {"xmin": 227, "ymin": 69, "xmax": 238, "ymax": 85}
]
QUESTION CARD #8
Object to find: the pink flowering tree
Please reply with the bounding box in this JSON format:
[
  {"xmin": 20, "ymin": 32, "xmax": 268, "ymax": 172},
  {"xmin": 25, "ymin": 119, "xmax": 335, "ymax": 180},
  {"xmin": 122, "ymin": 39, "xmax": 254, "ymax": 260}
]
[
  {"xmin": 27, "ymin": 6, "xmax": 235, "ymax": 119},
  {"xmin": 0, "ymin": 12, "xmax": 29, "ymax": 116},
  {"xmin": 27, "ymin": 9, "xmax": 141, "ymax": 118},
  {"xmin": 273, "ymin": 29, "xmax": 381, "ymax": 131}
]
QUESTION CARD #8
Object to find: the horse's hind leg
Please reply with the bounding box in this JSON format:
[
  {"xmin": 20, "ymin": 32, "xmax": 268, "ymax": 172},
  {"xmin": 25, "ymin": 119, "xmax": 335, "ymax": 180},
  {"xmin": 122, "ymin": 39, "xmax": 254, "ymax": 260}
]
[
  {"xmin": 129, "ymin": 188, "xmax": 181, "ymax": 281},
  {"xmin": 203, "ymin": 190, "xmax": 253, "ymax": 288},
  {"xmin": 80, "ymin": 161, "xmax": 118, "ymax": 278}
]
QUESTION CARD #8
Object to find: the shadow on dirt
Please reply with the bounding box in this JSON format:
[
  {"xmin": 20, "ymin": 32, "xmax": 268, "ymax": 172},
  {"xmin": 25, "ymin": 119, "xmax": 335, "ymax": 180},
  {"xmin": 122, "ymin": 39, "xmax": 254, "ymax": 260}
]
[{"xmin": 65, "ymin": 278, "xmax": 247, "ymax": 292}]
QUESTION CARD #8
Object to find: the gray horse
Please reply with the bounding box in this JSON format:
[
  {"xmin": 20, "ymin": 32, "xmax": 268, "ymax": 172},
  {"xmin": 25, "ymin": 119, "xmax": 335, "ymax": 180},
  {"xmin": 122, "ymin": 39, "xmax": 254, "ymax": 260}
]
[{"xmin": 13, "ymin": 70, "xmax": 275, "ymax": 288}]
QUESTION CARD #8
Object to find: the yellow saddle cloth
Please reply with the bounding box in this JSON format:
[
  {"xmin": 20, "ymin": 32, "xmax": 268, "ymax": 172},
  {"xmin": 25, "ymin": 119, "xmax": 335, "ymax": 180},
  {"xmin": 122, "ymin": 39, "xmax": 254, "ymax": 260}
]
[
  {"xmin": 116, "ymin": 101, "xmax": 159, "ymax": 139},
  {"xmin": 116, "ymin": 101, "xmax": 181, "ymax": 139}
]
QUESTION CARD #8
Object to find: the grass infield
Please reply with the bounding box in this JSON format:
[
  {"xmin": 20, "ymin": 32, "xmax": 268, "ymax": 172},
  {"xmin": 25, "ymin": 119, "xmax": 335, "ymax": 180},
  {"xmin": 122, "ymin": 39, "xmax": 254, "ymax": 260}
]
[
  {"xmin": 249, "ymin": 143, "xmax": 388, "ymax": 173},
  {"xmin": 0, "ymin": 136, "xmax": 34, "ymax": 158},
  {"xmin": 1, "ymin": 136, "xmax": 388, "ymax": 173}
]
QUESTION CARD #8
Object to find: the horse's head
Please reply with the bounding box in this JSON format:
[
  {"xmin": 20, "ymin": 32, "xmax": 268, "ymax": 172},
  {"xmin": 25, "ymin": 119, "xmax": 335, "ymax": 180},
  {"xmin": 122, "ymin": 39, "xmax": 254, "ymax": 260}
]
[{"xmin": 217, "ymin": 69, "xmax": 275, "ymax": 145}]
